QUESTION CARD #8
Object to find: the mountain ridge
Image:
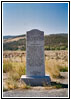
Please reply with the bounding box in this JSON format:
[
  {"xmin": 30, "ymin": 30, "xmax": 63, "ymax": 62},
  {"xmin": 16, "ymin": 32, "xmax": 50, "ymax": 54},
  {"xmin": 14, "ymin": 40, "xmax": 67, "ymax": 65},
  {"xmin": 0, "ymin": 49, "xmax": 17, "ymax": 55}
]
[{"xmin": 3, "ymin": 33, "xmax": 68, "ymax": 51}]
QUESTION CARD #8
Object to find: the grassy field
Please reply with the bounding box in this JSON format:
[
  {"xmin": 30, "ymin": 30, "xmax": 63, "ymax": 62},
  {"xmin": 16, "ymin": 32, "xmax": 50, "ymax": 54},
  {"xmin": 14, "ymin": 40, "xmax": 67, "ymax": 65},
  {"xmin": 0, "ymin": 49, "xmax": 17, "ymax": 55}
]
[{"xmin": 3, "ymin": 50, "xmax": 68, "ymax": 91}]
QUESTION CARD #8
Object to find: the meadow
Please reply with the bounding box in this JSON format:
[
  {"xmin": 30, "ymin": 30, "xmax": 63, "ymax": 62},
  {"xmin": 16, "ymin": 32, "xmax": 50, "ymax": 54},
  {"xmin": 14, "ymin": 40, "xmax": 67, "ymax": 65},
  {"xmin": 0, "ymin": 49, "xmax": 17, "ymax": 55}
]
[{"xmin": 3, "ymin": 50, "xmax": 68, "ymax": 91}]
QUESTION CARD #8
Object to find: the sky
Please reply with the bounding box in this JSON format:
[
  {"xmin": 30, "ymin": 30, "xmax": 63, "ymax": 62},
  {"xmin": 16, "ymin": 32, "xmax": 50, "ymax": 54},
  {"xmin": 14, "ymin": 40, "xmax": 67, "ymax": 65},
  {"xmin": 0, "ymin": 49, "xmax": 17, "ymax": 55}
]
[{"xmin": 3, "ymin": 3, "xmax": 68, "ymax": 36}]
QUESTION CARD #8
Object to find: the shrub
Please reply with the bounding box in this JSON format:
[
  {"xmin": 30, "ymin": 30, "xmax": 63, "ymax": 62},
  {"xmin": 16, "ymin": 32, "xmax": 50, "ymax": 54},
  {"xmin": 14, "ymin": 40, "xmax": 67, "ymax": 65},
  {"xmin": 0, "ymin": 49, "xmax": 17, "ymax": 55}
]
[
  {"xmin": 50, "ymin": 47, "xmax": 55, "ymax": 50},
  {"xmin": 44, "ymin": 46, "xmax": 50, "ymax": 50},
  {"xmin": 60, "ymin": 66, "xmax": 68, "ymax": 72},
  {"xmin": 55, "ymin": 47, "xmax": 60, "ymax": 50},
  {"xmin": 51, "ymin": 82, "xmax": 63, "ymax": 89},
  {"xmin": 55, "ymin": 84, "xmax": 63, "ymax": 89},
  {"xmin": 60, "ymin": 46, "xmax": 66, "ymax": 50},
  {"xmin": 21, "ymin": 46, "xmax": 26, "ymax": 51}
]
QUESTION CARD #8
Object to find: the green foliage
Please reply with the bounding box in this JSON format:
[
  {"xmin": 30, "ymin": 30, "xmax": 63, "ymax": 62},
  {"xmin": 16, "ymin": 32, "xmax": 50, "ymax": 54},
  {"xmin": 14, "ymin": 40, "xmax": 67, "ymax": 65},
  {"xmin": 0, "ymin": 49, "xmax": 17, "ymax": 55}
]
[
  {"xmin": 44, "ymin": 46, "xmax": 50, "ymax": 50},
  {"xmin": 44, "ymin": 46, "xmax": 67, "ymax": 51},
  {"xmin": 51, "ymin": 82, "xmax": 63, "ymax": 89},
  {"xmin": 21, "ymin": 46, "xmax": 26, "ymax": 51},
  {"xmin": 44, "ymin": 34, "xmax": 68, "ymax": 50},
  {"xmin": 3, "ymin": 39, "xmax": 26, "ymax": 51},
  {"xmin": 24, "ymin": 85, "xmax": 31, "ymax": 89},
  {"xmin": 3, "ymin": 34, "xmax": 68, "ymax": 51},
  {"xmin": 60, "ymin": 46, "xmax": 67, "ymax": 50},
  {"xmin": 55, "ymin": 47, "xmax": 60, "ymax": 50},
  {"xmin": 55, "ymin": 84, "xmax": 63, "ymax": 89},
  {"xmin": 50, "ymin": 47, "xmax": 55, "ymax": 50},
  {"xmin": 60, "ymin": 66, "xmax": 68, "ymax": 72}
]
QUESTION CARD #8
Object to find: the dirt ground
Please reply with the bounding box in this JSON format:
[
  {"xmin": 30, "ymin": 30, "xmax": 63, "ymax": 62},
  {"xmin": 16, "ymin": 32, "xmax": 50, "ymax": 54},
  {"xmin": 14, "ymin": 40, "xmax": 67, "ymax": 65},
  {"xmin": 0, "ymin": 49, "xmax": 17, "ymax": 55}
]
[
  {"xmin": 3, "ymin": 72, "xmax": 68, "ymax": 98},
  {"xmin": 3, "ymin": 50, "xmax": 68, "ymax": 98}
]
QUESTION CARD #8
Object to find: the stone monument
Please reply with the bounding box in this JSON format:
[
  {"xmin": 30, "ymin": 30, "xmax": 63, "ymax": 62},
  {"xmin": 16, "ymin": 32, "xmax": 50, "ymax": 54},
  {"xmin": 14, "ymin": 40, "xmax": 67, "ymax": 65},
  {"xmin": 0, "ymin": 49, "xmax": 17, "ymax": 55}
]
[{"xmin": 21, "ymin": 29, "xmax": 51, "ymax": 85}]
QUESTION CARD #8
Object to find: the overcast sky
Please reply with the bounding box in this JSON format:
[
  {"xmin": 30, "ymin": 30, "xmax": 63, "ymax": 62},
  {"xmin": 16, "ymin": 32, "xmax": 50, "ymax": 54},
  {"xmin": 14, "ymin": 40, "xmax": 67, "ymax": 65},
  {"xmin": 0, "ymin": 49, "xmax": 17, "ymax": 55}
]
[{"xmin": 3, "ymin": 3, "xmax": 68, "ymax": 36}]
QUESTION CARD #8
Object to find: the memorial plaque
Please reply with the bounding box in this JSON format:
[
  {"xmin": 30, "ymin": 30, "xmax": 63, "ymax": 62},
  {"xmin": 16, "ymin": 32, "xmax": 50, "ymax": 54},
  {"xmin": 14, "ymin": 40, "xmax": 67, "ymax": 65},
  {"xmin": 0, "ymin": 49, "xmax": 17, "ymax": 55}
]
[
  {"xmin": 26, "ymin": 29, "xmax": 45, "ymax": 76},
  {"xmin": 21, "ymin": 29, "xmax": 51, "ymax": 86}
]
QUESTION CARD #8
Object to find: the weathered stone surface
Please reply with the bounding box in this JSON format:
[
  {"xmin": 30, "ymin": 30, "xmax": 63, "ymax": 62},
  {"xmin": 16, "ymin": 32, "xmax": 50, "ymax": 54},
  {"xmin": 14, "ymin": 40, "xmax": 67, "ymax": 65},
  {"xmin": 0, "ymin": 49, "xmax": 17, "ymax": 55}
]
[
  {"xmin": 21, "ymin": 29, "xmax": 51, "ymax": 85},
  {"xmin": 21, "ymin": 75, "xmax": 51, "ymax": 86},
  {"xmin": 26, "ymin": 29, "xmax": 45, "ymax": 76}
]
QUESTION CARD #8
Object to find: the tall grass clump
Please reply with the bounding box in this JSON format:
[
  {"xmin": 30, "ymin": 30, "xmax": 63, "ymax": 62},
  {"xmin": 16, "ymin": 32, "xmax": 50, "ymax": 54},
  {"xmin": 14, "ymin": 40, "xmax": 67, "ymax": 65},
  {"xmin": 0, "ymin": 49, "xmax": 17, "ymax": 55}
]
[
  {"xmin": 3, "ymin": 60, "xmax": 13, "ymax": 73},
  {"xmin": 3, "ymin": 59, "xmax": 26, "ymax": 80},
  {"xmin": 58, "ymin": 66, "xmax": 68, "ymax": 72},
  {"xmin": 45, "ymin": 59, "xmax": 68, "ymax": 78},
  {"xmin": 45, "ymin": 59, "xmax": 60, "ymax": 78},
  {"xmin": 10, "ymin": 62, "xmax": 26, "ymax": 81},
  {"xmin": 3, "ymin": 59, "xmax": 27, "ymax": 90}
]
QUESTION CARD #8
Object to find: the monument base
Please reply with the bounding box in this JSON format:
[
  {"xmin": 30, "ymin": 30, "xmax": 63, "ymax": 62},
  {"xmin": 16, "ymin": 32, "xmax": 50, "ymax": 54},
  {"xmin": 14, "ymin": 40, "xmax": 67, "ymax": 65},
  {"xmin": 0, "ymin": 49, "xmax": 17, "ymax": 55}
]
[{"xmin": 21, "ymin": 75, "xmax": 51, "ymax": 86}]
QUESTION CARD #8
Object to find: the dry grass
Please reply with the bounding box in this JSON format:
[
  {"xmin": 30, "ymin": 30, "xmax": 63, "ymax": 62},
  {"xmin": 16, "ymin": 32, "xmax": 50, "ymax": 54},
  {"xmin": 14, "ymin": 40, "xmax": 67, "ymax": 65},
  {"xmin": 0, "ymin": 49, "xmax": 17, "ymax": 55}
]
[
  {"xmin": 3, "ymin": 50, "xmax": 68, "ymax": 91},
  {"xmin": 3, "ymin": 79, "xmax": 31, "ymax": 91},
  {"xmin": 3, "ymin": 60, "xmax": 13, "ymax": 73},
  {"xmin": 45, "ymin": 59, "xmax": 68, "ymax": 78},
  {"xmin": 3, "ymin": 59, "xmax": 26, "ymax": 74},
  {"xmin": 4, "ymin": 36, "xmax": 26, "ymax": 43},
  {"xmin": 3, "ymin": 59, "xmax": 27, "ymax": 91},
  {"xmin": 44, "ymin": 82, "xmax": 64, "ymax": 90}
]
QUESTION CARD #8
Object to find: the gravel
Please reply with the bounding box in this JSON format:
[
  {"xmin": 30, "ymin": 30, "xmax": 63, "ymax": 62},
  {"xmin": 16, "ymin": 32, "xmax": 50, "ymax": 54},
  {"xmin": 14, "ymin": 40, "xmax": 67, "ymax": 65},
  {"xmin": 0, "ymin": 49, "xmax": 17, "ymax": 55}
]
[
  {"xmin": 3, "ymin": 72, "xmax": 68, "ymax": 98},
  {"xmin": 3, "ymin": 88, "xmax": 68, "ymax": 97}
]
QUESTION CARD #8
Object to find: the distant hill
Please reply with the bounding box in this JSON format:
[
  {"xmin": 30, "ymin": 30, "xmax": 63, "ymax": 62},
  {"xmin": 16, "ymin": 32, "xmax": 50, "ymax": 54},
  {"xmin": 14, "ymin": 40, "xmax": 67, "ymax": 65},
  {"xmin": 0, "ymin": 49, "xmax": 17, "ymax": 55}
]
[
  {"xmin": 3, "ymin": 34, "xmax": 26, "ymax": 39},
  {"xmin": 44, "ymin": 33, "xmax": 68, "ymax": 50},
  {"xmin": 3, "ymin": 33, "xmax": 68, "ymax": 51},
  {"xmin": 3, "ymin": 36, "xmax": 16, "ymax": 39},
  {"xmin": 3, "ymin": 34, "xmax": 26, "ymax": 43}
]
